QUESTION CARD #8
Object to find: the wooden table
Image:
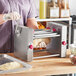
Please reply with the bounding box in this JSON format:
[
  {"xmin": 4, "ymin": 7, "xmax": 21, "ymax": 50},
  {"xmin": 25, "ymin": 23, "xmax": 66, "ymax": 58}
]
[{"xmin": 0, "ymin": 51, "xmax": 76, "ymax": 76}]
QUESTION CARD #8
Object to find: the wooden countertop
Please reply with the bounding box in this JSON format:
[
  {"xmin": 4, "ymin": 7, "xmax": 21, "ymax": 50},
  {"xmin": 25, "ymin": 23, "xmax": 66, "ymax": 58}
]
[{"xmin": 0, "ymin": 50, "xmax": 76, "ymax": 76}]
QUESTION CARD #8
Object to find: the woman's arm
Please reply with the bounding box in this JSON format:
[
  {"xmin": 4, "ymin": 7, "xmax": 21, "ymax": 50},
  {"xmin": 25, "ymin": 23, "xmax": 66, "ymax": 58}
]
[
  {"xmin": 27, "ymin": 18, "xmax": 38, "ymax": 29},
  {"xmin": 0, "ymin": 14, "xmax": 6, "ymax": 25}
]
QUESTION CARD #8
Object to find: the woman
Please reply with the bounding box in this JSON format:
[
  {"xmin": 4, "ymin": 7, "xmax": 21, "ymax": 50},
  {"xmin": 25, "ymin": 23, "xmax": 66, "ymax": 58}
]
[{"xmin": 0, "ymin": 0, "xmax": 38, "ymax": 53}]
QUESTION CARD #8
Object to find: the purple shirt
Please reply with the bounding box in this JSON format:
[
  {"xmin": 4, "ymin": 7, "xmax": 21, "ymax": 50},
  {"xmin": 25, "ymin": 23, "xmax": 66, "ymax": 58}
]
[{"xmin": 0, "ymin": 0, "xmax": 35, "ymax": 53}]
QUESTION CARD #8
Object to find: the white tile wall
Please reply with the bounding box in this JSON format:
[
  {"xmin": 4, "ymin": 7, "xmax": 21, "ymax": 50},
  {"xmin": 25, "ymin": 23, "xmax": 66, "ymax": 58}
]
[{"xmin": 69, "ymin": 0, "xmax": 76, "ymax": 15}]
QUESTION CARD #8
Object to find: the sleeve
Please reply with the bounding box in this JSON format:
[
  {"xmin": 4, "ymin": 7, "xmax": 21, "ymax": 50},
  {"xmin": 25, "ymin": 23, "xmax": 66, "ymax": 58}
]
[{"xmin": 27, "ymin": 0, "xmax": 36, "ymax": 18}]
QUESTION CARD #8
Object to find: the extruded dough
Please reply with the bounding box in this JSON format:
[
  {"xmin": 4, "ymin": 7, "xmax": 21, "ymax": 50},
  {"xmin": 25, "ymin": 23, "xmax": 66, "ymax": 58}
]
[{"xmin": 0, "ymin": 62, "xmax": 23, "ymax": 71}]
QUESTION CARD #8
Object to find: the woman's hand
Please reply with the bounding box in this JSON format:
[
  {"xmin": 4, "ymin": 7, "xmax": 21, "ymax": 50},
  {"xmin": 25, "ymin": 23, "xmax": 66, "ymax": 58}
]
[
  {"xmin": 0, "ymin": 14, "xmax": 5, "ymax": 25},
  {"xmin": 0, "ymin": 12, "xmax": 21, "ymax": 25},
  {"xmin": 27, "ymin": 18, "xmax": 38, "ymax": 29},
  {"xmin": 3, "ymin": 12, "xmax": 21, "ymax": 21}
]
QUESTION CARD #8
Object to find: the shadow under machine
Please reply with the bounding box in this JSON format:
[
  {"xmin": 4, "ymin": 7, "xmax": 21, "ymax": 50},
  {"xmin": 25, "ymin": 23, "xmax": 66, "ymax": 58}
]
[{"xmin": 14, "ymin": 22, "xmax": 67, "ymax": 62}]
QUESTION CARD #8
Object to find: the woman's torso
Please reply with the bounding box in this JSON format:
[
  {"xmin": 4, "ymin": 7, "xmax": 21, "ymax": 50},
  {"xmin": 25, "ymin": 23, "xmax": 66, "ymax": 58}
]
[{"xmin": 0, "ymin": 0, "xmax": 31, "ymax": 53}]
